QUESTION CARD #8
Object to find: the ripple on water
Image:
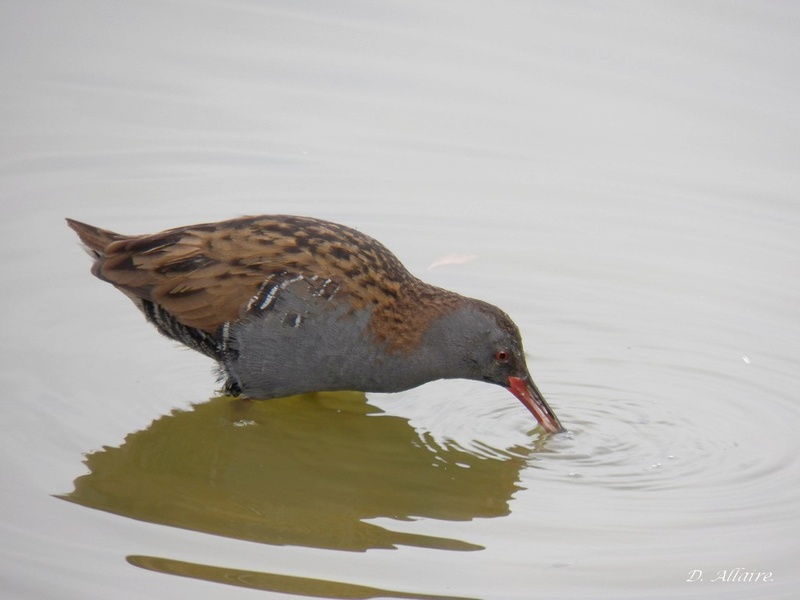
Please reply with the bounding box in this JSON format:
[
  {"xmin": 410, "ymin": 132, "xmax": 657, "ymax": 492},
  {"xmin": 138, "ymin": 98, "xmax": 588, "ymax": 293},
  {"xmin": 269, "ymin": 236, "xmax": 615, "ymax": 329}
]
[
  {"xmin": 518, "ymin": 350, "xmax": 800, "ymax": 528},
  {"xmin": 393, "ymin": 343, "xmax": 800, "ymax": 535}
]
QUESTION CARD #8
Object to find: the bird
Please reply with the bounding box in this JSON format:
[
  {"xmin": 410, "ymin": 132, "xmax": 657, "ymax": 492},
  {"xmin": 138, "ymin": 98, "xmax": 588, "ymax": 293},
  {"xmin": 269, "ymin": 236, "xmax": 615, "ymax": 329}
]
[{"xmin": 66, "ymin": 215, "xmax": 564, "ymax": 433}]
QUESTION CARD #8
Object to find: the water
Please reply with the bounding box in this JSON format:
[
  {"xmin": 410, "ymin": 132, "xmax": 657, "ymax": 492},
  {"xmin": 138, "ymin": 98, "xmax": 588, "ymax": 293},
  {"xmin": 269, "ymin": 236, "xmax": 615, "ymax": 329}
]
[{"xmin": 2, "ymin": 1, "xmax": 799, "ymax": 599}]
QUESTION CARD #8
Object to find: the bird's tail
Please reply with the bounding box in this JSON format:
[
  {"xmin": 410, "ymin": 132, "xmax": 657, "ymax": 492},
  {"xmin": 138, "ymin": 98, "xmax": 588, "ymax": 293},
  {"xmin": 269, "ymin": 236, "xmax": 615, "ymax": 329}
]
[{"xmin": 65, "ymin": 218, "xmax": 125, "ymax": 258}]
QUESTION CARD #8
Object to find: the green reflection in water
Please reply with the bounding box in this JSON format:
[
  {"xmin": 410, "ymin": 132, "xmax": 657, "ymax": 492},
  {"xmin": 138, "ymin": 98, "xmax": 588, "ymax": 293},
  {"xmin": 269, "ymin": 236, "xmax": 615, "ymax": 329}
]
[
  {"xmin": 62, "ymin": 392, "xmax": 530, "ymax": 552},
  {"xmin": 127, "ymin": 554, "xmax": 477, "ymax": 600}
]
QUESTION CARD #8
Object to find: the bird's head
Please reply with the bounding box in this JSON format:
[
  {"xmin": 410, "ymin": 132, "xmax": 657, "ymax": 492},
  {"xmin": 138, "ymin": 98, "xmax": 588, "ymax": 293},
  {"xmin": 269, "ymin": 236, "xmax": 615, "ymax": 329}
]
[{"xmin": 423, "ymin": 299, "xmax": 564, "ymax": 434}]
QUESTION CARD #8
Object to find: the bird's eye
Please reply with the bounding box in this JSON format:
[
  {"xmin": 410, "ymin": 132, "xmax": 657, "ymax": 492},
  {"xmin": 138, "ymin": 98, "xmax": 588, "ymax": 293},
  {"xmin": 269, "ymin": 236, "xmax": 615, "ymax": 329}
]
[{"xmin": 495, "ymin": 350, "xmax": 509, "ymax": 363}]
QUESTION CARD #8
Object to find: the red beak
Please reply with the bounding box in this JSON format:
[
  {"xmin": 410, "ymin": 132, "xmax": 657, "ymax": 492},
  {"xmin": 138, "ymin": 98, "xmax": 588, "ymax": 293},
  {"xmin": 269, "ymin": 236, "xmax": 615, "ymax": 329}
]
[{"xmin": 507, "ymin": 375, "xmax": 564, "ymax": 433}]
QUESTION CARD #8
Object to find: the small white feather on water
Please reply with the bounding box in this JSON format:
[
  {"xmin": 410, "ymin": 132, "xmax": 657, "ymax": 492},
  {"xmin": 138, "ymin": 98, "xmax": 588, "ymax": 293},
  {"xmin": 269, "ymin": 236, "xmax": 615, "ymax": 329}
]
[{"xmin": 428, "ymin": 253, "xmax": 478, "ymax": 269}]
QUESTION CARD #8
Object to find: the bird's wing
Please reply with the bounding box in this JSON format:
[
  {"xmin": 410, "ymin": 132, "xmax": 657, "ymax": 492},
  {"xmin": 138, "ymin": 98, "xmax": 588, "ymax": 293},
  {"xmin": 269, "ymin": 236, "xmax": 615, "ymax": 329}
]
[
  {"xmin": 93, "ymin": 222, "xmax": 309, "ymax": 332},
  {"xmin": 78, "ymin": 215, "xmax": 416, "ymax": 334}
]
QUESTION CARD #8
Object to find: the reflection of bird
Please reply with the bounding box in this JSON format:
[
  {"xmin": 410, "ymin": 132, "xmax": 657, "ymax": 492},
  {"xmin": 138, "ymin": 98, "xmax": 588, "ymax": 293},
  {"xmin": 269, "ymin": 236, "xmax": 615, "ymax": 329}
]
[
  {"xmin": 67, "ymin": 215, "xmax": 563, "ymax": 433},
  {"xmin": 61, "ymin": 392, "xmax": 530, "ymax": 553}
]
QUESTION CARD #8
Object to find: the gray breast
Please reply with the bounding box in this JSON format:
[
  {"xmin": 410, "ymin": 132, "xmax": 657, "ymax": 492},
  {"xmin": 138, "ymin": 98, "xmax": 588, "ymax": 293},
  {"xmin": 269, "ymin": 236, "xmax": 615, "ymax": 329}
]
[{"xmin": 220, "ymin": 273, "xmax": 397, "ymax": 398}]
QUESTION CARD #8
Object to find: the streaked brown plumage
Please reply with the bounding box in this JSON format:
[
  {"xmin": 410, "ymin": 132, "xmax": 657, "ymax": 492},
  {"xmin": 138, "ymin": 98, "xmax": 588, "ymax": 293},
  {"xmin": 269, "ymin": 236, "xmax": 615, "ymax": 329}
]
[{"xmin": 67, "ymin": 215, "xmax": 563, "ymax": 433}]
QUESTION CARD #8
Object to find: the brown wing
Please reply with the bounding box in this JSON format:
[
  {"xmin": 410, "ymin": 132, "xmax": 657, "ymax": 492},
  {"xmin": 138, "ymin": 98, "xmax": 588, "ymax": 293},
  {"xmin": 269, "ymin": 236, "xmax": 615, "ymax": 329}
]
[{"xmin": 68, "ymin": 215, "xmax": 419, "ymax": 335}]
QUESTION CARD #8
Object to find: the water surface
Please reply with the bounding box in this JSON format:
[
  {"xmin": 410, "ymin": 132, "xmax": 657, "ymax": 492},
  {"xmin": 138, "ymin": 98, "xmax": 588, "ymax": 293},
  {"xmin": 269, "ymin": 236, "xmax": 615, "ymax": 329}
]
[{"xmin": 1, "ymin": 2, "xmax": 799, "ymax": 599}]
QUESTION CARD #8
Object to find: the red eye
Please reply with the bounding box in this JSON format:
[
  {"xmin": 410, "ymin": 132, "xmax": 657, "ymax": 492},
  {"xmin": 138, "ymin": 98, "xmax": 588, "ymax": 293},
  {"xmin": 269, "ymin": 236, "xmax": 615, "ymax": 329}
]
[{"xmin": 495, "ymin": 350, "xmax": 509, "ymax": 363}]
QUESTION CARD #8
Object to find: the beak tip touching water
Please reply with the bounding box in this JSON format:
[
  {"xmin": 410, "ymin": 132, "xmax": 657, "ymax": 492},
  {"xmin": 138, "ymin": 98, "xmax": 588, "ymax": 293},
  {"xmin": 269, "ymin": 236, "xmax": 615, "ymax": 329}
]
[{"xmin": 507, "ymin": 376, "xmax": 565, "ymax": 434}]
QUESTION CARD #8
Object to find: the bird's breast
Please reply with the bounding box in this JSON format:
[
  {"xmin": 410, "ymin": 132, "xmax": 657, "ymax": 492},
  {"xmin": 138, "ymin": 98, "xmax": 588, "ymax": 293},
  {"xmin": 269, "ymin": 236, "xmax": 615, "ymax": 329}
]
[{"xmin": 221, "ymin": 272, "xmax": 384, "ymax": 398}]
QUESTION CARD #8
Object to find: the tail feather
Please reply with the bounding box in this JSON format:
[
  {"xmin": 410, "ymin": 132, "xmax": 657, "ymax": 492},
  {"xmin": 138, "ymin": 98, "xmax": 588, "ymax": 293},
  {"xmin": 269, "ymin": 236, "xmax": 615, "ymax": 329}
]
[{"xmin": 66, "ymin": 218, "xmax": 125, "ymax": 258}]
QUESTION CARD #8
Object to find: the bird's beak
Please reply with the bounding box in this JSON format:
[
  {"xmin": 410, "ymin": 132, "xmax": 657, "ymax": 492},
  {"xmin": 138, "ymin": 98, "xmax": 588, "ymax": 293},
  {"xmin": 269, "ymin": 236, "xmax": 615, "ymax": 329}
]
[{"xmin": 507, "ymin": 375, "xmax": 564, "ymax": 434}]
